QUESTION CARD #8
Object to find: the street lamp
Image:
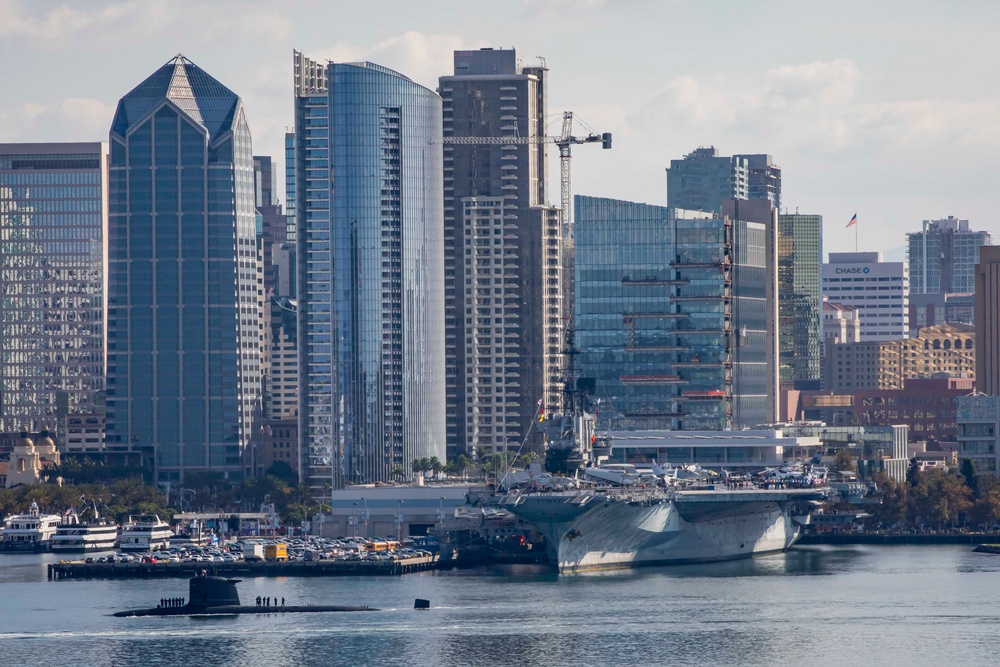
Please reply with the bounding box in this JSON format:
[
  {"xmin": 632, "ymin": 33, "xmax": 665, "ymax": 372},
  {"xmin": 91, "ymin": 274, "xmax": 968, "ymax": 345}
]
[
  {"xmin": 437, "ymin": 496, "xmax": 445, "ymax": 524},
  {"xmin": 361, "ymin": 497, "xmax": 369, "ymax": 539},
  {"xmin": 395, "ymin": 500, "xmax": 403, "ymax": 542}
]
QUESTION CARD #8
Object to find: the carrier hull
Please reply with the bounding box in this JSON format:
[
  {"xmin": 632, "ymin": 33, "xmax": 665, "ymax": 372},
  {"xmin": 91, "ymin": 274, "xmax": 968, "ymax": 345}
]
[{"xmin": 503, "ymin": 488, "xmax": 822, "ymax": 572}]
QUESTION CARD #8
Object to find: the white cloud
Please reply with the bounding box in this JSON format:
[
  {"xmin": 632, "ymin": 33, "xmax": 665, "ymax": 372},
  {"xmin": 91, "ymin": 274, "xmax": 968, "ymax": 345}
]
[
  {"xmin": 0, "ymin": 0, "xmax": 155, "ymax": 41},
  {"xmin": 0, "ymin": 0, "xmax": 289, "ymax": 48},
  {"xmin": 0, "ymin": 98, "xmax": 115, "ymax": 143},
  {"xmin": 311, "ymin": 31, "xmax": 489, "ymax": 88},
  {"xmin": 628, "ymin": 58, "xmax": 1000, "ymax": 156}
]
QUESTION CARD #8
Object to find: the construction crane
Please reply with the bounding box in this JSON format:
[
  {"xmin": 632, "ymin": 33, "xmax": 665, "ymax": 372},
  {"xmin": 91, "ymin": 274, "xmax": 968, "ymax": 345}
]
[{"xmin": 436, "ymin": 111, "xmax": 612, "ymax": 242}]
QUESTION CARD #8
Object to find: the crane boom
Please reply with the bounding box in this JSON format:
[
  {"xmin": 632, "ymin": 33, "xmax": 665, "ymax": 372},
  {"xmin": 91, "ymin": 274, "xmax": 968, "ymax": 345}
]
[
  {"xmin": 434, "ymin": 111, "xmax": 611, "ymax": 244},
  {"xmin": 436, "ymin": 111, "xmax": 612, "ymax": 326}
]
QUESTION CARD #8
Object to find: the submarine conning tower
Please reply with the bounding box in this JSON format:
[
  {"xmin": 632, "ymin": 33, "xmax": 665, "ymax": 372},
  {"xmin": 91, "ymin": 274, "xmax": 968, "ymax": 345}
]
[{"xmin": 188, "ymin": 575, "xmax": 241, "ymax": 608}]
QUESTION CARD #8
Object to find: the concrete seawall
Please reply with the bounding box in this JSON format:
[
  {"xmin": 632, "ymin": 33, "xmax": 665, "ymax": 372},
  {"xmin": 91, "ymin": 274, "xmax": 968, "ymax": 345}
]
[
  {"xmin": 798, "ymin": 533, "xmax": 1000, "ymax": 546},
  {"xmin": 49, "ymin": 556, "xmax": 437, "ymax": 580}
]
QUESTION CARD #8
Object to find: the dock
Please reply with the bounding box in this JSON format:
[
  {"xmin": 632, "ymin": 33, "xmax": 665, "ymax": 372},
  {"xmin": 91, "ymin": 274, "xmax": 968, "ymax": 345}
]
[{"xmin": 48, "ymin": 555, "xmax": 438, "ymax": 580}]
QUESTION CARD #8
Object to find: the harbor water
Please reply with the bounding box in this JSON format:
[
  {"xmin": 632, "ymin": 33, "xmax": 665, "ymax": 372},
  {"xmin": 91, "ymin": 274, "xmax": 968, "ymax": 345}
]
[{"xmin": 1, "ymin": 545, "xmax": 999, "ymax": 666}]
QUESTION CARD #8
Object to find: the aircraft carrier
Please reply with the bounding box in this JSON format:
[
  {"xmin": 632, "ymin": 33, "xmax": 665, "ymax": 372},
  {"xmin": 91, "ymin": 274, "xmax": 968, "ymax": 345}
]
[{"xmin": 501, "ymin": 486, "xmax": 827, "ymax": 572}]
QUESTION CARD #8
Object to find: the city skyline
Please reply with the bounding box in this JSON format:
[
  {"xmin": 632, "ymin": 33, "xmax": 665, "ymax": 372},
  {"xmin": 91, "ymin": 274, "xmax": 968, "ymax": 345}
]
[{"xmin": 1, "ymin": 1, "xmax": 998, "ymax": 258}]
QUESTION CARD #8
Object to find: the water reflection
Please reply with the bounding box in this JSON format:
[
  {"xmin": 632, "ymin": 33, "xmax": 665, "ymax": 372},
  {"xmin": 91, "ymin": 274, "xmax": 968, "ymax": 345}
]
[{"xmin": 2, "ymin": 546, "xmax": 998, "ymax": 667}]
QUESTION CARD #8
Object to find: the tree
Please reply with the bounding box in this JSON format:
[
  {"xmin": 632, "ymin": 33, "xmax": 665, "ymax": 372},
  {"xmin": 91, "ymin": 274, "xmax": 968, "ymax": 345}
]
[
  {"xmin": 870, "ymin": 472, "xmax": 908, "ymax": 528},
  {"xmin": 265, "ymin": 461, "xmax": 298, "ymax": 485},
  {"xmin": 429, "ymin": 456, "xmax": 443, "ymax": 479},
  {"xmin": 411, "ymin": 458, "xmax": 427, "ymax": 476},
  {"xmin": 448, "ymin": 454, "xmax": 472, "ymax": 478},
  {"xmin": 908, "ymin": 469, "xmax": 972, "ymax": 529},
  {"xmin": 516, "ymin": 452, "xmax": 539, "ymax": 468},
  {"xmin": 960, "ymin": 459, "xmax": 977, "ymax": 496},
  {"xmin": 970, "ymin": 475, "xmax": 1000, "ymax": 528},
  {"xmin": 906, "ymin": 457, "xmax": 921, "ymax": 488},
  {"xmin": 833, "ymin": 448, "xmax": 854, "ymax": 473},
  {"xmin": 390, "ymin": 466, "xmax": 406, "ymax": 481}
]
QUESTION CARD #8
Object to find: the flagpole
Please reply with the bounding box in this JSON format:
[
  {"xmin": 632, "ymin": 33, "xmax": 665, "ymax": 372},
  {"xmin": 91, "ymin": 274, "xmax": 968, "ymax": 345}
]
[{"xmin": 855, "ymin": 216, "xmax": 858, "ymax": 253}]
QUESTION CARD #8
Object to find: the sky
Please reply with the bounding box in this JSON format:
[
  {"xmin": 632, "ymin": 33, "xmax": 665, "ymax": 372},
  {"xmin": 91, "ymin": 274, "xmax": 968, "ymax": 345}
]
[{"xmin": 2, "ymin": 0, "xmax": 998, "ymax": 258}]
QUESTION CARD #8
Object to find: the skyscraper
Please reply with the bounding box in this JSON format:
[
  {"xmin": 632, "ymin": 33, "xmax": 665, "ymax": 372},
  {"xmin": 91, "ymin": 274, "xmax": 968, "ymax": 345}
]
[
  {"xmin": 253, "ymin": 155, "xmax": 287, "ymax": 295},
  {"xmin": 283, "ymin": 131, "xmax": 296, "ymax": 243},
  {"xmin": 975, "ymin": 246, "xmax": 1000, "ymax": 395},
  {"xmin": 253, "ymin": 155, "xmax": 277, "ymax": 209},
  {"xmin": 0, "ymin": 142, "xmax": 108, "ymax": 435},
  {"xmin": 438, "ymin": 48, "xmax": 563, "ymax": 457},
  {"xmin": 907, "ymin": 216, "xmax": 991, "ymax": 295},
  {"xmin": 777, "ymin": 213, "xmax": 823, "ymax": 388},
  {"xmin": 666, "ymin": 147, "xmax": 748, "ymax": 214},
  {"xmin": 294, "ymin": 51, "xmax": 446, "ymax": 488},
  {"xmin": 106, "ymin": 55, "xmax": 261, "ymax": 483},
  {"xmin": 822, "ymin": 252, "xmax": 908, "ymax": 341},
  {"xmin": 742, "ymin": 154, "xmax": 781, "ymax": 214},
  {"xmin": 666, "ymin": 148, "xmax": 781, "ymax": 215},
  {"xmin": 575, "ymin": 196, "xmax": 777, "ymax": 431}
]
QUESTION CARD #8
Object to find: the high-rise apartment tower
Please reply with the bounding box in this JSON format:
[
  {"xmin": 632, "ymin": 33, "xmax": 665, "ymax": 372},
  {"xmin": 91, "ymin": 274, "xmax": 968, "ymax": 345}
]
[
  {"xmin": 666, "ymin": 148, "xmax": 780, "ymax": 214},
  {"xmin": 294, "ymin": 51, "xmax": 446, "ymax": 488},
  {"xmin": 439, "ymin": 48, "xmax": 563, "ymax": 458},
  {"xmin": 907, "ymin": 216, "xmax": 991, "ymax": 295}
]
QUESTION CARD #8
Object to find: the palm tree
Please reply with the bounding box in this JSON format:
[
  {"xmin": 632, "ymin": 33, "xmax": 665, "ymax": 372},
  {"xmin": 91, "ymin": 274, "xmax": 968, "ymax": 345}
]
[
  {"xmin": 429, "ymin": 456, "xmax": 443, "ymax": 480},
  {"xmin": 0, "ymin": 488, "xmax": 19, "ymax": 518},
  {"xmin": 411, "ymin": 458, "xmax": 428, "ymax": 477}
]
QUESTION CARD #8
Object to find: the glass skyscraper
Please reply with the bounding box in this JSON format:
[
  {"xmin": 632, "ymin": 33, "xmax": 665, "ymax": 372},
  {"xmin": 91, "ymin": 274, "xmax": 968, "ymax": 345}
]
[
  {"xmin": 0, "ymin": 142, "xmax": 107, "ymax": 435},
  {"xmin": 907, "ymin": 216, "xmax": 992, "ymax": 295},
  {"xmin": 294, "ymin": 52, "xmax": 445, "ymax": 488},
  {"xmin": 575, "ymin": 196, "xmax": 777, "ymax": 431},
  {"xmin": 106, "ymin": 56, "xmax": 261, "ymax": 483},
  {"xmin": 666, "ymin": 148, "xmax": 780, "ymax": 215},
  {"xmin": 778, "ymin": 213, "xmax": 823, "ymax": 388}
]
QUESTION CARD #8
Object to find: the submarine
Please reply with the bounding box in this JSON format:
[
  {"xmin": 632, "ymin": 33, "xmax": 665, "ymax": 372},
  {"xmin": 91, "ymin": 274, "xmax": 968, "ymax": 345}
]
[{"xmin": 113, "ymin": 572, "xmax": 389, "ymax": 617}]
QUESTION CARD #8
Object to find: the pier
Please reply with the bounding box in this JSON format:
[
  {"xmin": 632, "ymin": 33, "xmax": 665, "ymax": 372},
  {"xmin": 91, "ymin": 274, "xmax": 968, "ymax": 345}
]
[{"xmin": 48, "ymin": 555, "xmax": 438, "ymax": 580}]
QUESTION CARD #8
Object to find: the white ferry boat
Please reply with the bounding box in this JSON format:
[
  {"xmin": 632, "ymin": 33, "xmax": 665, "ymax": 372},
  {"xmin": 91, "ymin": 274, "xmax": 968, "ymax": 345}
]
[
  {"xmin": 51, "ymin": 512, "xmax": 119, "ymax": 553},
  {"xmin": 119, "ymin": 515, "xmax": 172, "ymax": 552},
  {"xmin": 0, "ymin": 502, "xmax": 62, "ymax": 552}
]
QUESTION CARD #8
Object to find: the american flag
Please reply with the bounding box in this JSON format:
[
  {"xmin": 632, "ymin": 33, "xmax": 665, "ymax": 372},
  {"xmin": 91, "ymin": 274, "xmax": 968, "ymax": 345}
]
[{"xmin": 846, "ymin": 213, "xmax": 858, "ymax": 228}]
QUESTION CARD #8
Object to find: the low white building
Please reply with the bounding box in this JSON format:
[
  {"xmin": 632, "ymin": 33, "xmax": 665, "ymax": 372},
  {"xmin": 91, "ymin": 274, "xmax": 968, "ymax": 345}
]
[
  {"xmin": 606, "ymin": 429, "xmax": 820, "ymax": 470},
  {"xmin": 322, "ymin": 484, "xmax": 488, "ymax": 539}
]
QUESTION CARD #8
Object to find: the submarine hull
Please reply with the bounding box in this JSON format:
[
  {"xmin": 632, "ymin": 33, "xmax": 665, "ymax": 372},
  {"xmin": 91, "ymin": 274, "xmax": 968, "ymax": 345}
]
[{"xmin": 113, "ymin": 604, "xmax": 379, "ymax": 617}]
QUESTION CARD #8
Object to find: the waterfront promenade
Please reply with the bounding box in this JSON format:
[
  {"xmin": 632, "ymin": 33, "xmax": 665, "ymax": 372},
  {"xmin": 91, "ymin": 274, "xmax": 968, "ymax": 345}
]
[{"xmin": 799, "ymin": 531, "xmax": 1000, "ymax": 546}]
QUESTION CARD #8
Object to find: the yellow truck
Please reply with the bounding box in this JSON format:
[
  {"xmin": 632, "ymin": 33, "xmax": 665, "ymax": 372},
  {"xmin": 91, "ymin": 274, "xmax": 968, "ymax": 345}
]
[{"xmin": 264, "ymin": 543, "xmax": 288, "ymax": 562}]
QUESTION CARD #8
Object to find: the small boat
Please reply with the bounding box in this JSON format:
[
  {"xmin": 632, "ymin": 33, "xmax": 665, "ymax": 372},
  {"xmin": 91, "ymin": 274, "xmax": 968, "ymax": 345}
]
[{"xmin": 0, "ymin": 502, "xmax": 62, "ymax": 553}]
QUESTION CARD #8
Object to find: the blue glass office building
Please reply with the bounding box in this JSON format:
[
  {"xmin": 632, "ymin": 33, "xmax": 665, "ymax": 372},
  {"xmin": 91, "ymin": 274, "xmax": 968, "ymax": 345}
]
[
  {"xmin": 575, "ymin": 196, "xmax": 777, "ymax": 431},
  {"xmin": 0, "ymin": 142, "xmax": 107, "ymax": 435},
  {"xmin": 294, "ymin": 52, "xmax": 445, "ymax": 488},
  {"xmin": 106, "ymin": 56, "xmax": 261, "ymax": 482}
]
